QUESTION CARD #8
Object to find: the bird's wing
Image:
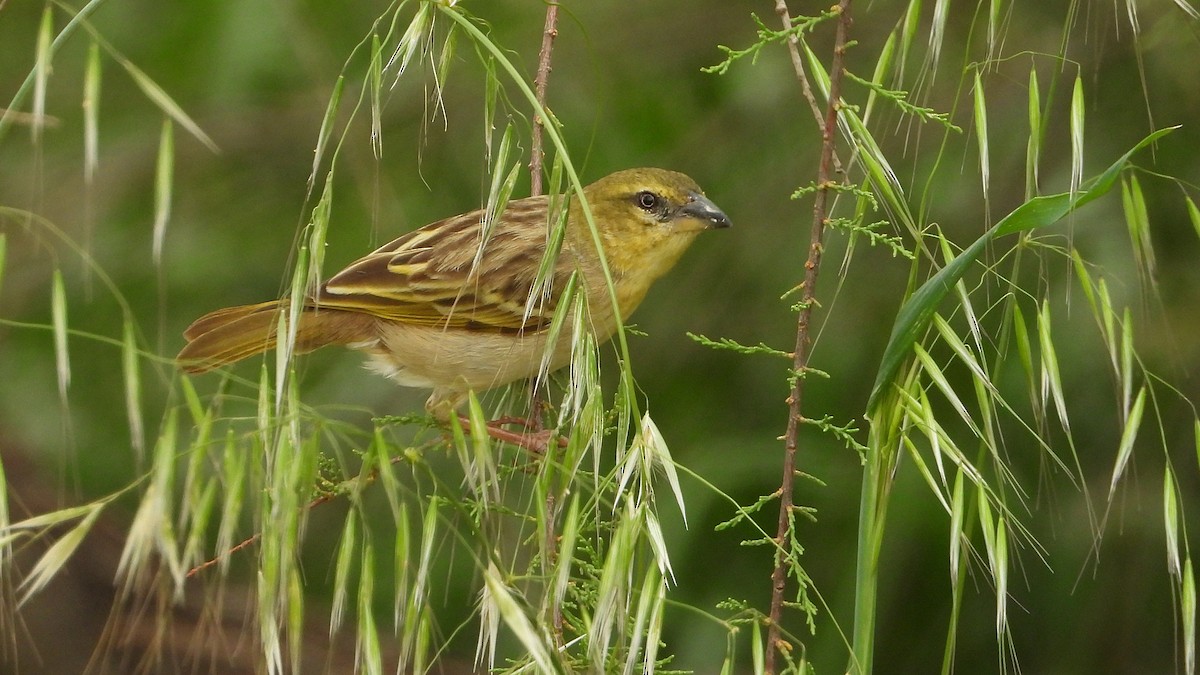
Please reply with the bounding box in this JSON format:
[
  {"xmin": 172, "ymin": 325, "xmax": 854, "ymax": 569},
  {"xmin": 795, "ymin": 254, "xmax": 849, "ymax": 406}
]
[{"xmin": 317, "ymin": 196, "xmax": 574, "ymax": 333}]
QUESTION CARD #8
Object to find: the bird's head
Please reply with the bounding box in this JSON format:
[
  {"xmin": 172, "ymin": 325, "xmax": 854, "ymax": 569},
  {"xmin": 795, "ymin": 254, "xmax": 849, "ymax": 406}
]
[
  {"xmin": 573, "ymin": 167, "xmax": 729, "ymax": 271},
  {"xmin": 581, "ymin": 167, "xmax": 731, "ymax": 235},
  {"xmin": 568, "ymin": 167, "xmax": 730, "ymax": 315}
]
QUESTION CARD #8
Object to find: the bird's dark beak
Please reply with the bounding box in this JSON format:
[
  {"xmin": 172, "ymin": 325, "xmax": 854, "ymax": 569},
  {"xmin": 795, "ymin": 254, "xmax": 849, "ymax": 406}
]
[{"xmin": 678, "ymin": 192, "xmax": 732, "ymax": 229}]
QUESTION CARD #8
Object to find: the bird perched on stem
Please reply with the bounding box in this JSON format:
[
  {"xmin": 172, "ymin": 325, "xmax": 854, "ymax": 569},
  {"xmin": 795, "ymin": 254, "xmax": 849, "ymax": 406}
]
[{"xmin": 178, "ymin": 168, "xmax": 730, "ymax": 428}]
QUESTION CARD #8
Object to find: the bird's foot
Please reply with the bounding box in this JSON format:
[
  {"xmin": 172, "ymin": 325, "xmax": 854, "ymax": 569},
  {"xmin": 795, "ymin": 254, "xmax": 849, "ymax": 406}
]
[{"xmin": 457, "ymin": 415, "xmax": 567, "ymax": 455}]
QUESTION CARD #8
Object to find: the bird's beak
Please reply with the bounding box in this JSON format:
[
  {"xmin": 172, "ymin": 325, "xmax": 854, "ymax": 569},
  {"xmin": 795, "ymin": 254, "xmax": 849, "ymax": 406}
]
[{"xmin": 678, "ymin": 192, "xmax": 732, "ymax": 229}]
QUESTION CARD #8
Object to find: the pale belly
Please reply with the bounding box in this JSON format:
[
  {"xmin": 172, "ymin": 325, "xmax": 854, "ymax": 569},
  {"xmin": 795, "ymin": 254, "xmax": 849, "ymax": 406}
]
[{"xmin": 352, "ymin": 319, "xmax": 578, "ymax": 399}]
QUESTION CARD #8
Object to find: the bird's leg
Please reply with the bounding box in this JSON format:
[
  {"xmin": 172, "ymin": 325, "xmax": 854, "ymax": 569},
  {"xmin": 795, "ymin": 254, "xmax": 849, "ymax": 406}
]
[
  {"xmin": 456, "ymin": 415, "xmax": 567, "ymax": 456},
  {"xmin": 433, "ymin": 388, "xmax": 564, "ymax": 455}
]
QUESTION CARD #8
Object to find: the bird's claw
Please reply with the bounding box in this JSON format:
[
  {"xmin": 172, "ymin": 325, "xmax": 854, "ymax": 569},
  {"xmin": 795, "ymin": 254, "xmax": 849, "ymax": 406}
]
[{"xmin": 456, "ymin": 415, "xmax": 567, "ymax": 455}]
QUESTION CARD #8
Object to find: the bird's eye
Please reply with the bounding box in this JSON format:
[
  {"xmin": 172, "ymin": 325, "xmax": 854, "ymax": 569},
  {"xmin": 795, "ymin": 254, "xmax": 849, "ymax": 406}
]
[{"xmin": 635, "ymin": 191, "xmax": 660, "ymax": 211}]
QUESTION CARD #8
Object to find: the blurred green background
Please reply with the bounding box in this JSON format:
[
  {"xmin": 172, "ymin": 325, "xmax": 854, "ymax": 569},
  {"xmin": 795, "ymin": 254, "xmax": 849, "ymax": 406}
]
[{"xmin": 2, "ymin": 1, "xmax": 1199, "ymax": 672}]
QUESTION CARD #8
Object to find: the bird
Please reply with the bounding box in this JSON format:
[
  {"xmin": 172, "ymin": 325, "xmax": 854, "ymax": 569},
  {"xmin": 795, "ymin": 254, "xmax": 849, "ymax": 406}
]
[{"xmin": 177, "ymin": 167, "xmax": 730, "ymax": 422}]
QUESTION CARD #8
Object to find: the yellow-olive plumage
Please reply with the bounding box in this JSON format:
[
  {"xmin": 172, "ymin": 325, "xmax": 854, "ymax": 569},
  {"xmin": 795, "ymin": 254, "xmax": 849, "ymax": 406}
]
[{"xmin": 177, "ymin": 168, "xmax": 730, "ymax": 414}]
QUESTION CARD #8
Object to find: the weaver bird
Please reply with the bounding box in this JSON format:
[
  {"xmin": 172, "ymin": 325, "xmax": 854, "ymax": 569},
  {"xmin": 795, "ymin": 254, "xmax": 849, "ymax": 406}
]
[{"xmin": 178, "ymin": 168, "xmax": 730, "ymax": 419}]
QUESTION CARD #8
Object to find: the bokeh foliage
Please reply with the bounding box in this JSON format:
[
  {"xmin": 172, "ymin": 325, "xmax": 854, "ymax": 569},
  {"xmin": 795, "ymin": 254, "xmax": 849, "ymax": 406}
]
[{"xmin": 2, "ymin": 0, "xmax": 1200, "ymax": 673}]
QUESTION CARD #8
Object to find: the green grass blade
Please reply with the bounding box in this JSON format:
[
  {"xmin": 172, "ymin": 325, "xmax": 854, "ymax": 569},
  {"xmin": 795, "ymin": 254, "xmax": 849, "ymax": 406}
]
[
  {"xmin": 369, "ymin": 33, "xmax": 383, "ymax": 158},
  {"xmin": 1038, "ymin": 300, "xmax": 1070, "ymax": 434},
  {"xmin": 1120, "ymin": 307, "xmax": 1134, "ymax": 418},
  {"xmin": 949, "ymin": 470, "xmax": 965, "ymax": 586},
  {"xmin": 121, "ymin": 317, "xmax": 144, "ymax": 456},
  {"xmin": 929, "ymin": 0, "xmax": 950, "ymax": 70},
  {"xmin": 32, "ymin": 7, "xmax": 53, "ymax": 144},
  {"xmin": 1108, "ymin": 386, "xmax": 1146, "ymax": 498},
  {"xmin": 19, "ymin": 505, "xmax": 104, "ymax": 604},
  {"xmin": 1186, "ymin": 196, "xmax": 1200, "ymax": 241},
  {"xmin": 1164, "ymin": 466, "xmax": 1181, "ymax": 578},
  {"xmin": 1069, "ymin": 74, "xmax": 1085, "ymax": 198},
  {"xmin": 152, "ymin": 118, "xmax": 174, "ymax": 264},
  {"xmin": 0, "ymin": 0, "xmax": 106, "ymax": 146},
  {"xmin": 330, "ymin": 513, "xmax": 358, "ymax": 636},
  {"xmin": 51, "ymin": 269, "xmax": 70, "ymax": 399},
  {"xmin": 0, "ymin": 453, "xmax": 8, "ymax": 564},
  {"xmin": 995, "ymin": 517, "xmax": 1009, "ymax": 636},
  {"xmin": 1171, "ymin": 0, "xmax": 1200, "ymax": 19},
  {"xmin": 120, "ymin": 56, "xmax": 218, "ymax": 152},
  {"xmin": 309, "ymin": 75, "xmax": 345, "ymax": 190},
  {"xmin": 0, "ymin": 233, "xmax": 6, "ymax": 301},
  {"xmin": 1122, "ymin": 174, "xmax": 1157, "ymax": 280},
  {"xmin": 867, "ymin": 127, "xmax": 1175, "ymax": 410},
  {"xmin": 84, "ymin": 41, "xmax": 101, "ymax": 183},
  {"xmin": 216, "ymin": 430, "xmax": 246, "ymax": 574},
  {"xmin": 484, "ymin": 563, "xmax": 555, "ymax": 671},
  {"xmin": 356, "ymin": 544, "xmax": 382, "ymax": 675},
  {"xmin": 973, "ymin": 71, "xmax": 990, "ymax": 209},
  {"xmin": 1185, "ymin": 557, "xmax": 1197, "ymax": 674},
  {"xmin": 1026, "ymin": 66, "xmax": 1041, "ymax": 197}
]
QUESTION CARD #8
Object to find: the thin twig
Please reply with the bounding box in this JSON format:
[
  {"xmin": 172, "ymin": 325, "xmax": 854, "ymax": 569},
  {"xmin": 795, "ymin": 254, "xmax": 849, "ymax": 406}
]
[
  {"xmin": 529, "ymin": 1, "xmax": 560, "ymax": 196},
  {"xmin": 529, "ymin": 0, "xmax": 563, "ymax": 643},
  {"xmin": 186, "ymin": 491, "xmax": 337, "ymax": 578},
  {"xmin": 774, "ymin": 0, "xmax": 844, "ymax": 175},
  {"xmin": 185, "ymin": 444, "xmax": 437, "ymax": 578},
  {"xmin": 766, "ymin": 1, "xmax": 853, "ymax": 672}
]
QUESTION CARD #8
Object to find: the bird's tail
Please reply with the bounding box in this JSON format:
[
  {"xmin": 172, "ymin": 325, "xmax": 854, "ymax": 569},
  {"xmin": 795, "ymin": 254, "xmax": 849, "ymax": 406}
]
[{"xmin": 177, "ymin": 300, "xmax": 374, "ymax": 373}]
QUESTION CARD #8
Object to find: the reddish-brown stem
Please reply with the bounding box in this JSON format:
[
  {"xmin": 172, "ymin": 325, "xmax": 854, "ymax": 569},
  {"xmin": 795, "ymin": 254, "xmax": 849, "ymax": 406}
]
[
  {"xmin": 529, "ymin": 0, "xmax": 563, "ymax": 643},
  {"xmin": 186, "ymin": 442, "xmax": 438, "ymax": 578},
  {"xmin": 186, "ymin": 491, "xmax": 337, "ymax": 578},
  {"xmin": 765, "ymin": 1, "xmax": 853, "ymax": 673},
  {"xmin": 529, "ymin": 2, "xmax": 560, "ymax": 197},
  {"xmin": 775, "ymin": 0, "xmax": 845, "ymax": 176}
]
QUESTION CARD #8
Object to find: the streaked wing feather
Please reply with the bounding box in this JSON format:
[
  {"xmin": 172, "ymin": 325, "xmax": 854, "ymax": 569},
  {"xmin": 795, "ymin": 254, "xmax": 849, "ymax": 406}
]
[{"xmin": 319, "ymin": 197, "xmax": 570, "ymax": 332}]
